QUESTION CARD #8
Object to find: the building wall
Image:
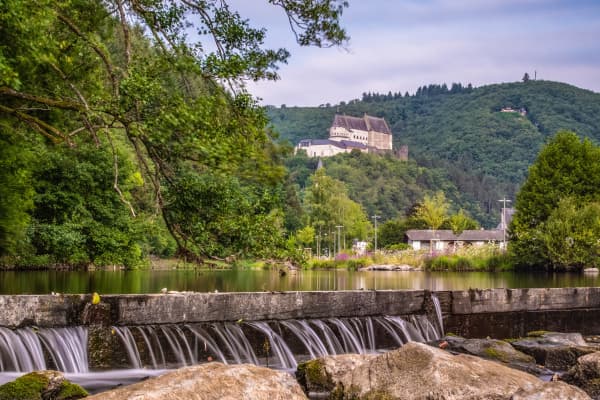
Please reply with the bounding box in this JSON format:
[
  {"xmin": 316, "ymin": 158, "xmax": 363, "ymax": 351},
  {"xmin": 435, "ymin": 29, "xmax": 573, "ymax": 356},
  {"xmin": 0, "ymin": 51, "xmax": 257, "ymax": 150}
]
[
  {"xmin": 368, "ymin": 130, "xmax": 393, "ymax": 150},
  {"xmin": 329, "ymin": 127, "xmax": 369, "ymax": 145},
  {"xmin": 295, "ymin": 143, "xmax": 367, "ymax": 158}
]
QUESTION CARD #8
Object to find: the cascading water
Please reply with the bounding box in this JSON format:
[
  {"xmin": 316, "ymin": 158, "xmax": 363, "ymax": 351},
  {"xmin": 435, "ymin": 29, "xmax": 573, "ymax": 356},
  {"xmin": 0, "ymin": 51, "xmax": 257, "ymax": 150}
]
[
  {"xmin": 112, "ymin": 314, "xmax": 443, "ymax": 370},
  {"xmin": 0, "ymin": 313, "xmax": 444, "ymax": 377},
  {"xmin": 431, "ymin": 293, "xmax": 444, "ymax": 337},
  {"xmin": 0, "ymin": 327, "xmax": 88, "ymax": 373}
]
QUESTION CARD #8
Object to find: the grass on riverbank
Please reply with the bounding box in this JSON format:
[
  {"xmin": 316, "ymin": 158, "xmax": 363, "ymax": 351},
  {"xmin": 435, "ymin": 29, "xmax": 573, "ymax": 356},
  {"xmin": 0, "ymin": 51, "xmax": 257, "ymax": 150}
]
[
  {"xmin": 304, "ymin": 244, "xmax": 514, "ymax": 272},
  {"xmin": 423, "ymin": 246, "xmax": 513, "ymax": 272}
]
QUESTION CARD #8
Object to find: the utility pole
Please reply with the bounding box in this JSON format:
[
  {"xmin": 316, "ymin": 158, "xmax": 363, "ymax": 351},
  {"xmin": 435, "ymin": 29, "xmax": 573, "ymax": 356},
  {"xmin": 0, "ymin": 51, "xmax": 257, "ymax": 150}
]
[
  {"xmin": 371, "ymin": 215, "xmax": 381, "ymax": 253},
  {"xmin": 336, "ymin": 225, "xmax": 343, "ymax": 255},
  {"xmin": 498, "ymin": 198, "xmax": 512, "ymax": 250}
]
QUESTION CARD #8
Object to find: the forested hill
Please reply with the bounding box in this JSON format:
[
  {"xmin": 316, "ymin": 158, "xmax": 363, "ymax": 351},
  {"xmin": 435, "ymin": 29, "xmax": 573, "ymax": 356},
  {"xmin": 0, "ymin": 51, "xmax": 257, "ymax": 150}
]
[{"xmin": 268, "ymin": 80, "xmax": 600, "ymax": 221}]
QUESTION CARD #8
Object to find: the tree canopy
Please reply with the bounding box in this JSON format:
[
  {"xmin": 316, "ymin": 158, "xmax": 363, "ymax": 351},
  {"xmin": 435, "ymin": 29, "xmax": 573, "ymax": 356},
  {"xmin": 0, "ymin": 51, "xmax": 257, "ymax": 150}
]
[
  {"xmin": 0, "ymin": 0, "xmax": 348, "ymax": 265},
  {"xmin": 510, "ymin": 131, "xmax": 600, "ymax": 269}
]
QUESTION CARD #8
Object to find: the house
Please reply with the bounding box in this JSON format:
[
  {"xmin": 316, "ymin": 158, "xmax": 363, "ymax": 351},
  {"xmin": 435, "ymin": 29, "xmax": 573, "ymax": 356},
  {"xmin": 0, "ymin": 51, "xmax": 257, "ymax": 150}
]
[
  {"xmin": 296, "ymin": 113, "xmax": 394, "ymax": 157},
  {"xmin": 405, "ymin": 229, "xmax": 505, "ymax": 252}
]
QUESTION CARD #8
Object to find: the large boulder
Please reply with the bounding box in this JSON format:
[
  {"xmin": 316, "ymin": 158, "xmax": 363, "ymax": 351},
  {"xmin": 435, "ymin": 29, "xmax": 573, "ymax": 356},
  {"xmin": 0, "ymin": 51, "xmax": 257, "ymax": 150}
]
[
  {"xmin": 87, "ymin": 362, "xmax": 307, "ymax": 400},
  {"xmin": 435, "ymin": 335, "xmax": 550, "ymax": 376},
  {"xmin": 510, "ymin": 381, "xmax": 591, "ymax": 400},
  {"xmin": 0, "ymin": 370, "xmax": 88, "ymax": 400},
  {"xmin": 298, "ymin": 342, "xmax": 544, "ymax": 399},
  {"xmin": 511, "ymin": 332, "xmax": 598, "ymax": 371},
  {"xmin": 562, "ymin": 351, "xmax": 600, "ymax": 398},
  {"xmin": 296, "ymin": 353, "xmax": 375, "ymax": 394}
]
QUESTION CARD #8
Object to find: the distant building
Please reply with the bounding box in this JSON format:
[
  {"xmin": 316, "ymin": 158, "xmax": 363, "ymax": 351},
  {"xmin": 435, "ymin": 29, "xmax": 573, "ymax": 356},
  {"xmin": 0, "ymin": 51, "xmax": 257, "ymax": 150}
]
[
  {"xmin": 406, "ymin": 229, "xmax": 505, "ymax": 252},
  {"xmin": 296, "ymin": 113, "xmax": 397, "ymax": 158},
  {"xmin": 296, "ymin": 138, "xmax": 368, "ymax": 158},
  {"xmin": 500, "ymin": 107, "xmax": 527, "ymax": 116}
]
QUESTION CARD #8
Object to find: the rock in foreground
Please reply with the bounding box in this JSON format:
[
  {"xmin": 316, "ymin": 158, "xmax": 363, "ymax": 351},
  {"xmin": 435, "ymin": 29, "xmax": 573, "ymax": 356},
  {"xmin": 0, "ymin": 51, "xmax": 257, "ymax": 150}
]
[
  {"xmin": 87, "ymin": 362, "xmax": 307, "ymax": 400},
  {"xmin": 510, "ymin": 381, "xmax": 591, "ymax": 400},
  {"xmin": 562, "ymin": 351, "xmax": 600, "ymax": 398},
  {"xmin": 511, "ymin": 332, "xmax": 598, "ymax": 371},
  {"xmin": 435, "ymin": 335, "xmax": 552, "ymax": 376},
  {"xmin": 0, "ymin": 370, "xmax": 88, "ymax": 400},
  {"xmin": 298, "ymin": 342, "xmax": 547, "ymax": 399}
]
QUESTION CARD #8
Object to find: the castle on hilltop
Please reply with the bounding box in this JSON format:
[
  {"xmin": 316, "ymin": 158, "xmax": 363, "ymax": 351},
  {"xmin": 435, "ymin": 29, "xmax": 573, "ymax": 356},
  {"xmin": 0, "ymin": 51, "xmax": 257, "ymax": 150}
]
[{"xmin": 295, "ymin": 114, "xmax": 407, "ymax": 159}]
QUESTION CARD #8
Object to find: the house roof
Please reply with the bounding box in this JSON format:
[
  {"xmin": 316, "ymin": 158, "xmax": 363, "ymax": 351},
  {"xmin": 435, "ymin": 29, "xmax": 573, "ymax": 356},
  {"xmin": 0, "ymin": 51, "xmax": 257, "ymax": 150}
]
[
  {"xmin": 332, "ymin": 114, "xmax": 392, "ymax": 135},
  {"xmin": 406, "ymin": 229, "xmax": 505, "ymax": 242}
]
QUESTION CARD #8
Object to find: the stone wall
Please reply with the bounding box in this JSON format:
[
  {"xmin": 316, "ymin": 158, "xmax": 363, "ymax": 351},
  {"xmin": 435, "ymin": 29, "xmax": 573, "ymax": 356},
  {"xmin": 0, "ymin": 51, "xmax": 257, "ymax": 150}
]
[{"xmin": 2, "ymin": 288, "xmax": 600, "ymax": 338}]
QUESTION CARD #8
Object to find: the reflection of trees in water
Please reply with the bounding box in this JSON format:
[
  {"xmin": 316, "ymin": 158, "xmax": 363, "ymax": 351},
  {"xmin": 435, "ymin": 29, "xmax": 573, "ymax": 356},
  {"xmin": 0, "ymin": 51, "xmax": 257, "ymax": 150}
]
[{"xmin": 1, "ymin": 270, "xmax": 600, "ymax": 294}]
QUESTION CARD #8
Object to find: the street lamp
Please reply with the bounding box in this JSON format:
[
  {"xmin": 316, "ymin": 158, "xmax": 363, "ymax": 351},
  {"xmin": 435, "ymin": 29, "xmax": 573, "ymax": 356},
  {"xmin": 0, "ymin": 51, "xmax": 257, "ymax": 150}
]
[{"xmin": 371, "ymin": 215, "xmax": 381, "ymax": 253}]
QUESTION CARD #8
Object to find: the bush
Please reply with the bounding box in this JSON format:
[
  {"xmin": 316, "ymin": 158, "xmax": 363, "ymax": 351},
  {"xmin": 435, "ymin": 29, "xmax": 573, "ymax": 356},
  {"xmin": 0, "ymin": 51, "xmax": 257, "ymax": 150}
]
[{"xmin": 385, "ymin": 243, "xmax": 410, "ymax": 251}]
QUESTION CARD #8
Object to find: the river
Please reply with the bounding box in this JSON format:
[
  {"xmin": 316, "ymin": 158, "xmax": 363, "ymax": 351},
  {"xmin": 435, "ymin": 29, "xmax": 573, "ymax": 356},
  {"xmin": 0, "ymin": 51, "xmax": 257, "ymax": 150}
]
[{"xmin": 0, "ymin": 269, "xmax": 599, "ymax": 294}]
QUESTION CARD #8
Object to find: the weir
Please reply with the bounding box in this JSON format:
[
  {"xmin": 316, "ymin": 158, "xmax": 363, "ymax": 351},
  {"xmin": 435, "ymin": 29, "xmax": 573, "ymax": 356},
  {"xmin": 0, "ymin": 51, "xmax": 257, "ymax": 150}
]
[
  {"xmin": 1, "ymin": 314, "xmax": 442, "ymax": 373},
  {"xmin": 2, "ymin": 287, "xmax": 600, "ymax": 373}
]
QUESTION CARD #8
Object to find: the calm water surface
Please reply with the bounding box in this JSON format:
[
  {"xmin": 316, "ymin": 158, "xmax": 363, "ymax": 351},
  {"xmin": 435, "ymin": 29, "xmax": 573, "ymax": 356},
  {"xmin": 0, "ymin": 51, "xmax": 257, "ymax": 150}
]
[{"xmin": 1, "ymin": 269, "xmax": 600, "ymax": 294}]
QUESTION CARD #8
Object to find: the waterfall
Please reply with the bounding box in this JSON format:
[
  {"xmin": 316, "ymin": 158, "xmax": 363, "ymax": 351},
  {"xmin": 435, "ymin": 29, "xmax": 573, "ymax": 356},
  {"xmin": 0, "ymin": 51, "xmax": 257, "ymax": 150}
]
[
  {"xmin": 113, "ymin": 314, "xmax": 443, "ymax": 370},
  {"xmin": 431, "ymin": 293, "xmax": 444, "ymax": 337},
  {"xmin": 0, "ymin": 313, "xmax": 444, "ymax": 374},
  {"xmin": 0, "ymin": 327, "xmax": 88, "ymax": 373}
]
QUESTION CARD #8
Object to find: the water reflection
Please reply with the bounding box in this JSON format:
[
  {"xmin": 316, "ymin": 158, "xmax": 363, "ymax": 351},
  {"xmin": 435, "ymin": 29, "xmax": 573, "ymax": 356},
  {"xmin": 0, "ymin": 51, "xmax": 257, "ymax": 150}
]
[{"xmin": 1, "ymin": 269, "xmax": 600, "ymax": 294}]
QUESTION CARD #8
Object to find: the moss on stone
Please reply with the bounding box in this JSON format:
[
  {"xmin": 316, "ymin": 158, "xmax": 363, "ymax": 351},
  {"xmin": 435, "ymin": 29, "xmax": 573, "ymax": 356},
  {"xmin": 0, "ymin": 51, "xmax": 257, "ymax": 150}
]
[
  {"xmin": 363, "ymin": 390, "xmax": 394, "ymax": 400},
  {"xmin": 330, "ymin": 385, "xmax": 393, "ymax": 400},
  {"xmin": 527, "ymin": 330, "xmax": 549, "ymax": 337},
  {"xmin": 0, "ymin": 372, "xmax": 50, "ymax": 400},
  {"xmin": 56, "ymin": 381, "xmax": 88, "ymax": 399},
  {"xmin": 483, "ymin": 347, "xmax": 509, "ymax": 363},
  {"xmin": 0, "ymin": 372, "xmax": 87, "ymax": 400},
  {"xmin": 296, "ymin": 359, "xmax": 332, "ymax": 392}
]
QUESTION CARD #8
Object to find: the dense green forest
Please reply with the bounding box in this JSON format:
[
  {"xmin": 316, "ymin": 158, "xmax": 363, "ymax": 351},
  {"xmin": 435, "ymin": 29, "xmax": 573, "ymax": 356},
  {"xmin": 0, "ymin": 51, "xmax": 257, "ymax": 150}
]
[
  {"xmin": 284, "ymin": 151, "xmax": 486, "ymax": 227},
  {"xmin": 269, "ymin": 80, "xmax": 600, "ymax": 227}
]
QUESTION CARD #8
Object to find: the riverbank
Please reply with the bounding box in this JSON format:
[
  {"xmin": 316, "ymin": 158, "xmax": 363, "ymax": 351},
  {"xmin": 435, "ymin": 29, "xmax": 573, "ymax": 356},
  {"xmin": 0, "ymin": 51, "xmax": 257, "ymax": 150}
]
[{"xmin": 305, "ymin": 245, "xmax": 514, "ymax": 272}]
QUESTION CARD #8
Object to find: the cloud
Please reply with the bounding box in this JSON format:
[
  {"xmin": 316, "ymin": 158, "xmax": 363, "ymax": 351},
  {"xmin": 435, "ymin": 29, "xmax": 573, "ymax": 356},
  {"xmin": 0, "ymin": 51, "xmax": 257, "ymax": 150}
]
[{"xmin": 239, "ymin": 0, "xmax": 600, "ymax": 105}]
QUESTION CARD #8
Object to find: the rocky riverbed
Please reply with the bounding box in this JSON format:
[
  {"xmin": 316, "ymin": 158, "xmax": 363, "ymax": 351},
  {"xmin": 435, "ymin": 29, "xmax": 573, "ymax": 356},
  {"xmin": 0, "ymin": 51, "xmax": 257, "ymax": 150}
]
[{"xmin": 4, "ymin": 331, "xmax": 600, "ymax": 399}]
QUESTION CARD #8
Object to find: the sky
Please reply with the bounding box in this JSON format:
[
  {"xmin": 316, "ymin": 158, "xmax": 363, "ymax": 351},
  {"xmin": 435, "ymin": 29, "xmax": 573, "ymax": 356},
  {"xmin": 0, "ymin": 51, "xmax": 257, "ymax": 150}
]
[{"xmin": 229, "ymin": 0, "xmax": 600, "ymax": 106}]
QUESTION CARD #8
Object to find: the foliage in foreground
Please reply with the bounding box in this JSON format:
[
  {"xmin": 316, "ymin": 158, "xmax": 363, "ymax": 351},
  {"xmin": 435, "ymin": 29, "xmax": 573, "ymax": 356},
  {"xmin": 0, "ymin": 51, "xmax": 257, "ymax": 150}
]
[{"xmin": 0, "ymin": 0, "xmax": 348, "ymax": 267}]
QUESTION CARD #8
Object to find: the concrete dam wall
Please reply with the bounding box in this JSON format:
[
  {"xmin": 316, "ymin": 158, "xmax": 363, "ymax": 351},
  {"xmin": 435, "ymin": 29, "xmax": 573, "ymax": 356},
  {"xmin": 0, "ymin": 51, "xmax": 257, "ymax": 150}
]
[
  {"xmin": 3, "ymin": 288, "xmax": 600, "ymax": 371},
  {"xmin": 2, "ymin": 287, "xmax": 600, "ymax": 338}
]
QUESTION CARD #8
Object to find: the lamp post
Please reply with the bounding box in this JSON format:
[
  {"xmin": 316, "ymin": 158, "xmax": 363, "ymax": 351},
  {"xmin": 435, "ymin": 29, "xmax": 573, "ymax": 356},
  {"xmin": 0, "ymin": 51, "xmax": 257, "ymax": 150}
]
[
  {"xmin": 498, "ymin": 198, "xmax": 512, "ymax": 250},
  {"xmin": 371, "ymin": 215, "xmax": 381, "ymax": 253}
]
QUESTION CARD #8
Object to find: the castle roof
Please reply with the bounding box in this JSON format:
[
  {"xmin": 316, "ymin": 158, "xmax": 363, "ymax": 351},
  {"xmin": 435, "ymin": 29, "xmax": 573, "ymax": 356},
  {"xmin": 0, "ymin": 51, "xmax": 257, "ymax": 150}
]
[{"xmin": 332, "ymin": 114, "xmax": 392, "ymax": 135}]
